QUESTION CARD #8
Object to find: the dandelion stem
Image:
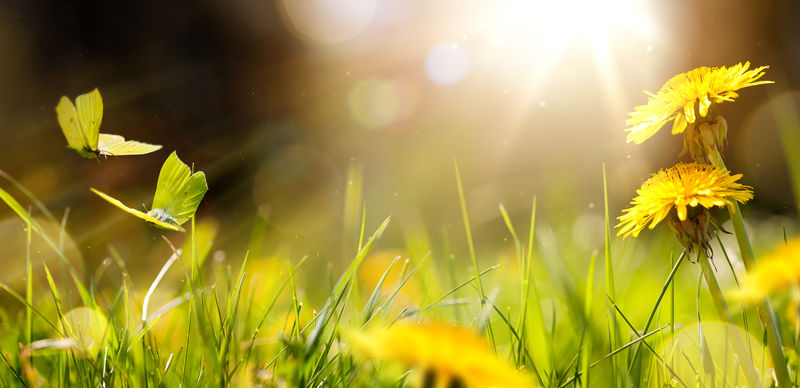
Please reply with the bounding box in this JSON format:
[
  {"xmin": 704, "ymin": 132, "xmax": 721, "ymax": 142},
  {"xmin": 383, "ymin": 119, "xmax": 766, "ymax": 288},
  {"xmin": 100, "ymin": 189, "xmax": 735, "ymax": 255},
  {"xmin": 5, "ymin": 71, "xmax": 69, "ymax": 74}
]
[
  {"xmin": 697, "ymin": 248, "xmax": 762, "ymax": 388},
  {"xmin": 709, "ymin": 146, "xmax": 791, "ymax": 387}
]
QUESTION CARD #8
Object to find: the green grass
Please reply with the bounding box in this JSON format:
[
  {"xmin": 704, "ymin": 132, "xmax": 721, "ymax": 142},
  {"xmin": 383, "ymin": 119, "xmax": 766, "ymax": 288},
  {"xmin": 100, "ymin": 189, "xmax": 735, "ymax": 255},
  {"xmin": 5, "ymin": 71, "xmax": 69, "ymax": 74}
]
[{"xmin": 0, "ymin": 158, "xmax": 797, "ymax": 387}]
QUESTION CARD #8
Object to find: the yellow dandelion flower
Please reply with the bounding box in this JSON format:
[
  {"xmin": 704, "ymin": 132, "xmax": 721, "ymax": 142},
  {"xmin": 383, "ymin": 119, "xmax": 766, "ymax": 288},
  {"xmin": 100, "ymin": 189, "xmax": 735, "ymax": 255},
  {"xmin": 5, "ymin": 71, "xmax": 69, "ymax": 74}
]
[
  {"xmin": 617, "ymin": 163, "xmax": 752, "ymax": 239},
  {"xmin": 349, "ymin": 322, "xmax": 534, "ymax": 388},
  {"xmin": 626, "ymin": 62, "xmax": 772, "ymax": 144},
  {"xmin": 730, "ymin": 237, "xmax": 800, "ymax": 302}
]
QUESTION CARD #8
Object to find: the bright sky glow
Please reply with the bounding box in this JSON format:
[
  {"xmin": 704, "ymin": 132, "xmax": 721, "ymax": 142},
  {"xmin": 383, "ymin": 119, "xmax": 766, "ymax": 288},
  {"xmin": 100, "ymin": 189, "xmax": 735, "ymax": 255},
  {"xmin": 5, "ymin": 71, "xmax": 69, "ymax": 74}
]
[
  {"xmin": 476, "ymin": 0, "xmax": 657, "ymax": 141},
  {"xmin": 490, "ymin": 0, "xmax": 654, "ymax": 51}
]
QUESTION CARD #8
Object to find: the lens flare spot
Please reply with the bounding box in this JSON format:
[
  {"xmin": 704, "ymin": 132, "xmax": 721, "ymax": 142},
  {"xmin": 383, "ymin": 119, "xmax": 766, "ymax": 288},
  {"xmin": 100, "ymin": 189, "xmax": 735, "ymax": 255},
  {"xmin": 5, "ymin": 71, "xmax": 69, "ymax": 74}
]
[
  {"xmin": 425, "ymin": 42, "xmax": 469, "ymax": 85},
  {"xmin": 278, "ymin": 0, "xmax": 377, "ymax": 45},
  {"xmin": 347, "ymin": 78, "xmax": 417, "ymax": 129}
]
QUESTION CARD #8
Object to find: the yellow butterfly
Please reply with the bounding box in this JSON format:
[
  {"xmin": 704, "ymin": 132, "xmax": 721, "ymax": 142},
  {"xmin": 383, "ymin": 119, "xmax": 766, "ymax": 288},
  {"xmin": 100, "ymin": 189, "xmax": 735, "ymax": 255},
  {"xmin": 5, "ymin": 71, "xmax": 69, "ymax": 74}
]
[
  {"xmin": 56, "ymin": 88, "xmax": 162, "ymax": 158},
  {"xmin": 91, "ymin": 152, "xmax": 208, "ymax": 232}
]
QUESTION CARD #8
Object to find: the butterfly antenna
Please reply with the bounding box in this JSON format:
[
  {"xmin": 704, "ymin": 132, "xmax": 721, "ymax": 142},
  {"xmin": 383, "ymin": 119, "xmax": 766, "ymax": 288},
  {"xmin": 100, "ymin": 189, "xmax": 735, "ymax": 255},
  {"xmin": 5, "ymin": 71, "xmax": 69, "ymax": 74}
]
[{"xmin": 142, "ymin": 203, "xmax": 149, "ymax": 212}]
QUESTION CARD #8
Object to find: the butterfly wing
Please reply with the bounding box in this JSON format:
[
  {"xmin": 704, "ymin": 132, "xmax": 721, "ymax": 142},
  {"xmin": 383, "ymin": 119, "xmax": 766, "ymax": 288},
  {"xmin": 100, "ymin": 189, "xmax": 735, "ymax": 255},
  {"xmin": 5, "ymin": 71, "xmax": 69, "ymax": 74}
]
[
  {"xmin": 152, "ymin": 152, "xmax": 191, "ymax": 210},
  {"xmin": 90, "ymin": 188, "xmax": 184, "ymax": 232},
  {"xmin": 74, "ymin": 89, "xmax": 103, "ymax": 150},
  {"xmin": 55, "ymin": 96, "xmax": 92, "ymax": 155},
  {"xmin": 166, "ymin": 171, "xmax": 208, "ymax": 225},
  {"xmin": 97, "ymin": 133, "xmax": 162, "ymax": 156},
  {"xmin": 152, "ymin": 152, "xmax": 208, "ymax": 225},
  {"xmin": 97, "ymin": 134, "xmax": 124, "ymax": 149}
]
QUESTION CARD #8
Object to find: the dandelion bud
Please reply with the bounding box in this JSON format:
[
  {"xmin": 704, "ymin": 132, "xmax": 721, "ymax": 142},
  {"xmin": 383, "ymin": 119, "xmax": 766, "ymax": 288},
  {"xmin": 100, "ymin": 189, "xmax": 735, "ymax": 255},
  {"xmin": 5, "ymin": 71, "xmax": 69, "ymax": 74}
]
[
  {"xmin": 713, "ymin": 115, "xmax": 728, "ymax": 144},
  {"xmin": 699, "ymin": 122, "xmax": 716, "ymax": 147}
]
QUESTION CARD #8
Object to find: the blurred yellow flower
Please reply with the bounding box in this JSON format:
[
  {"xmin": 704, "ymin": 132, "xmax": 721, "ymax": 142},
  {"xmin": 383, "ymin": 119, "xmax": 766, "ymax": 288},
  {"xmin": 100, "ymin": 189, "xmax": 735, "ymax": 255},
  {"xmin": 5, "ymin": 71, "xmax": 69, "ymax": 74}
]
[
  {"xmin": 359, "ymin": 250, "xmax": 421, "ymax": 305},
  {"xmin": 730, "ymin": 237, "xmax": 800, "ymax": 302},
  {"xmin": 349, "ymin": 321, "xmax": 533, "ymax": 388},
  {"xmin": 617, "ymin": 163, "xmax": 752, "ymax": 238},
  {"xmin": 625, "ymin": 62, "xmax": 771, "ymax": 144}
]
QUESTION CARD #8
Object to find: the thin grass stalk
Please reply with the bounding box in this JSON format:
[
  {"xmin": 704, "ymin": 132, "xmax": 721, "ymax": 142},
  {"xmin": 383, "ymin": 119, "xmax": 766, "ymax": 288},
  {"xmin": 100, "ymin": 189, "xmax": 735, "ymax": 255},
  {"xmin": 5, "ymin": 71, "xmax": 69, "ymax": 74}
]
[
  {"xmin": 560, "ymin": 325, "xmax": 669, "ymax": 387},
  {"xmin": 716, "ymin": 234, "xmax": 755, "ymax": 358},
  {"xmin": 498, "ymin": 203, "xmax": 524, "ymax": 360},
  {"xmin": 454, "ymin": 160, "xmax": 485, "ymax": 299},
  {"xmin": 695, "ymin": 273, "xmax": 716, "ymax": 384},
  {"xmin": 453, "ymin": 160, "xmax": 495, "ymax": 349},
  {"xmin": 580, "ymin": 252, "xmax": 597, "ymax": 388},
  {"xmin": 25, "ymin": 217, "xmax": 33, "ymax": 346},
  {"xmin": 608, "ymin": 297, "xmax": 688, "ymax": 387},
  {"xmin": 218, "ymin": 251, "xmax": 248, "ymax": 384},
  {"xmin": 626, "ymin": 251, "xmax": 686, "ymax": 380},
  {"xmin": 709, "ymin": 146, "xmax": 791, "ymax": 387},
  {"xmin": 670, "ymin": 252, "xmax": 675, "ymax": 370},
  {"xmin": 524, "ymin": 197, "xmax": 552, "ymax": 381},
  {"xmin": 602, "ymin": 164, "xmax": 621, "ymax": 386},
  {"xmin": 183, "ymin": 216, "xmax": 198, "ymax": 386},
  {"xmin": 0, "ymin": 186, "xmax": 90, "ymax": 306},
  {"xmin": 394, "ymin": 264, "xmax": 499, "ymax": 321},
  {"xmin": 696, "ymin": 248, "xmax": 762, "ymax": 388},
  {"xmin": 43, "ymin": 264, "xmax": 67, "ymax": 386}
]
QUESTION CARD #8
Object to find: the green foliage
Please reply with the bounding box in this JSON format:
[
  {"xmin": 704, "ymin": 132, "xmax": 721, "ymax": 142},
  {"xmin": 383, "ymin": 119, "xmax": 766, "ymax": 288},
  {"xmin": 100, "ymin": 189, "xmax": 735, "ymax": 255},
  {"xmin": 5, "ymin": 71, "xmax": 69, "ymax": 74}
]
[{"xmin": 0, "ymin": 157, "xmax": 796, "ymax": 387}]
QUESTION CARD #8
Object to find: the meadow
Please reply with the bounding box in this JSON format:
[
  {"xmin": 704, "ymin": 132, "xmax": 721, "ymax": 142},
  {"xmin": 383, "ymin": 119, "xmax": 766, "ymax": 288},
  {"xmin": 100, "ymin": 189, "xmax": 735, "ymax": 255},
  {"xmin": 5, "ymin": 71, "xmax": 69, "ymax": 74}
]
[{"xmin": 2, "ymin": 1, "xmax": 800, "ymax": 388}]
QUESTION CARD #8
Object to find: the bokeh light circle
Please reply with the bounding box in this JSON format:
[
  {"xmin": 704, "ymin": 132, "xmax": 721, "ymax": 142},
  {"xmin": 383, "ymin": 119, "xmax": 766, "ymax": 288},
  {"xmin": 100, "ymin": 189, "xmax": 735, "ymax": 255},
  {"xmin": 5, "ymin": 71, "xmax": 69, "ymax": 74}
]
[
  {"xmin": 62, "ymin": 307, "xmax": 109, "ymax": 357},
  {"xmin": 347, "ymin": 78, "xmax": 418, "ymax": 129},
  {"xmin": 278, "ymin": 0, "xmax": 377, "ymax": 45},
  {"xmin": 0, "ymin": 216, "xmax": 83, "ymax": 289},
  {"xmin": 425, "ymin": 42, "xmax": 469, "ymax": 85},
  {"xmin": 571, "ymin": 212, "xmax": 604, "ymax": 251},
  {"xmin": 658, "ymin": 321, "xmax": 769, "ymax": 386}
]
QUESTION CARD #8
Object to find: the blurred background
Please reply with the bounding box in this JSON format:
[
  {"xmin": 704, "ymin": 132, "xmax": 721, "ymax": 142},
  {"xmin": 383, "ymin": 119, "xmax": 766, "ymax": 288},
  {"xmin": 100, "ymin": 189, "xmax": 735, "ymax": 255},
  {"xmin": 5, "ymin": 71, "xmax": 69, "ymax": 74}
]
[{"xmin": 1, "ymin": 0, "xmax": 799, "ymax": 301}]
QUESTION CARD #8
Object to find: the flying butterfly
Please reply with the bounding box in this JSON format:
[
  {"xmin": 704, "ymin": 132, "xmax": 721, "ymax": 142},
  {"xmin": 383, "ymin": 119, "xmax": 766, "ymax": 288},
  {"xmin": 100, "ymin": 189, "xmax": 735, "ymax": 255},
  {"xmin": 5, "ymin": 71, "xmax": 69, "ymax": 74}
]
[
  {"xmin": 56, "ymin": 88, "xmax": 162, "ymax": 158},
  {"xmin": 91, "ymin": 152, "xmax": 208, "ymax": 232}
]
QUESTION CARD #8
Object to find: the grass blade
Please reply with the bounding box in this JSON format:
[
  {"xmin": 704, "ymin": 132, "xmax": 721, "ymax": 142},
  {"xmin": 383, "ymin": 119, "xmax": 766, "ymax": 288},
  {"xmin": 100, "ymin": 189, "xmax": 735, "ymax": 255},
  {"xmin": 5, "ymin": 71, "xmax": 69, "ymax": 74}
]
[
  {"xmin": 627, "ymin": 250, "xmax": 686, "ymax": 380},
  {"xmin": 454, "ymin": 159, "xmax": 495, "ymax": 349},
  {"xmin": 561, "ymin": 324, "xmax": 670, "ymax": 387},
  {"xmin": 579, "ymin": 252, "xmax": 597, "ymax": 388}
]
